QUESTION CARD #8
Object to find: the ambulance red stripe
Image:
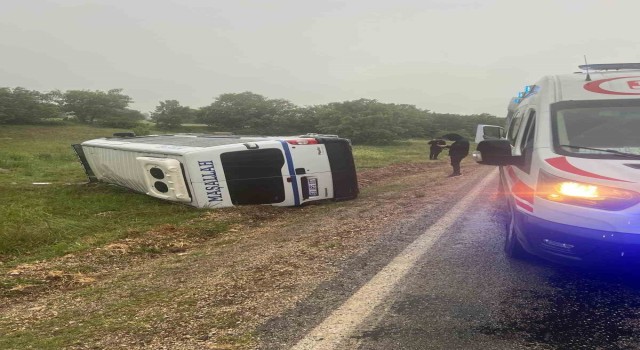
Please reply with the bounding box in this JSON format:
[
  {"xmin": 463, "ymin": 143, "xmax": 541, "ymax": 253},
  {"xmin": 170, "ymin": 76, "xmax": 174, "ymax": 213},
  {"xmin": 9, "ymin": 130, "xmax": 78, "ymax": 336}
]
[
  {"xmin": 545, "ymin": 156, "xmax": 632, "ymax": 183},
  {"xmin": 506, "ymin": 166, "xmax": 535, "ymax": 204},
  {"xmin": 584, "ymin": 76, "xmax": 640, "ymax": 96},
  {"xmin": 515, "ymin": 199, "xmax": 533, "ymax": 212}
]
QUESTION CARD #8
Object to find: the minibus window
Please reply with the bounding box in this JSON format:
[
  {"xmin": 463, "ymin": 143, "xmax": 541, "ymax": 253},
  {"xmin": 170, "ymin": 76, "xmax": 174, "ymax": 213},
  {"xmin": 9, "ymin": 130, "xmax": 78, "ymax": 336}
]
[{"xmin": 551, "ymin": 100, "xmax": 640, "ymax": 159}]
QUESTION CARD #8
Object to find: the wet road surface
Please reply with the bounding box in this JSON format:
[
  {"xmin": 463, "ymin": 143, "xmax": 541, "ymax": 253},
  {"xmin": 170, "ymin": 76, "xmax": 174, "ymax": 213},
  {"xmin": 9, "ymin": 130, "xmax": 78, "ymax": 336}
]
[
  {"xmin": 260, "ymin": 172, "xmax": 640, "ymax": 350},
  {"xmin": 351, "ymin": 176, "xmax": 640, "ymax": 350}
]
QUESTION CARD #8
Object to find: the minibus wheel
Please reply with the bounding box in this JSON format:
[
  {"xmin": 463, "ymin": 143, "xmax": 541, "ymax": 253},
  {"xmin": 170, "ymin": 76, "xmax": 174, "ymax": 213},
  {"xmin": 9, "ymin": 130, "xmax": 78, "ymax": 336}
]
[{"xmin": 504, "ymin": 204, "xmax": 527, "ymax": 259}]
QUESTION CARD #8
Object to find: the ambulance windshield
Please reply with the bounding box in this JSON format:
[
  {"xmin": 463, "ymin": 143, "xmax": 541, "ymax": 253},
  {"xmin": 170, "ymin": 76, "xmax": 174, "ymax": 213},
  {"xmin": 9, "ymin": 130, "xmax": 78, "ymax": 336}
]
[{"xmin": 552, "ymin": 100, "xmax": 640, "ymax": 159}]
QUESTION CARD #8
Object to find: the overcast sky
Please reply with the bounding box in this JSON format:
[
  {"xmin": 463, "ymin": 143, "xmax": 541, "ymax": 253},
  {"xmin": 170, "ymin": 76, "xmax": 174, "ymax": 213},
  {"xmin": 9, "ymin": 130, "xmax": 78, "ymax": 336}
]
[{"xmin": 1, "ymin": 0, "xmax": 639, "ymax": 117}]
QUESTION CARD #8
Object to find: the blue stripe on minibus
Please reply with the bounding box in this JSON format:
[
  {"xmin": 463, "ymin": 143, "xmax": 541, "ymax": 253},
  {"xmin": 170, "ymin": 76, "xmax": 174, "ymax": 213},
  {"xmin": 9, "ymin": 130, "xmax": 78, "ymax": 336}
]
[{"xmin": 279, "ymin": 141, "xmax": 300, "ymax": 206}]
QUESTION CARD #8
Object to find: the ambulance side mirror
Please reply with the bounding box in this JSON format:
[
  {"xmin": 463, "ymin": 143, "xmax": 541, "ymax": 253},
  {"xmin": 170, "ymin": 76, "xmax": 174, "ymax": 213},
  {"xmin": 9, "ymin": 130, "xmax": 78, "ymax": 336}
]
[{"xmin": 473, "ymin": 140, "xmax": 522, "ymax": 166}]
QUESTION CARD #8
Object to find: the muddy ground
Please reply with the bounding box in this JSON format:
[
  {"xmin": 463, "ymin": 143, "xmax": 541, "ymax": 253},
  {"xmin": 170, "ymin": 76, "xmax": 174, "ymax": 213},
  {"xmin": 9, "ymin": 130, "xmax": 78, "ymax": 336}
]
[{"xmin": 0, "ymin": 158, "xmax": 494, "ymax": 349}]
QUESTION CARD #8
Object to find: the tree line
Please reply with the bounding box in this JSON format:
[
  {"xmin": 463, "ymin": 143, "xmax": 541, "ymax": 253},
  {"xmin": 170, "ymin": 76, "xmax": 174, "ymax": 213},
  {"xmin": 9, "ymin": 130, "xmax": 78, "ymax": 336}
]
[
  {"xmin": 0, "ymin": 87, "xmax": 144, "ymax": 128},
  {"xmin": 0, "ymin": 87, "xmax": 505, "ymax": 144}
]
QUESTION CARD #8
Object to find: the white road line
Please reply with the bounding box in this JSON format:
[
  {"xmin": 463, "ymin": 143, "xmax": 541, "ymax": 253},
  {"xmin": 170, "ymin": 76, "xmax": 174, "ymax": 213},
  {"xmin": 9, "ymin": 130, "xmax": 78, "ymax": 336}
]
[{"xmin": 291, "ymin": 170, "xmax": 498, "ymax": 350}]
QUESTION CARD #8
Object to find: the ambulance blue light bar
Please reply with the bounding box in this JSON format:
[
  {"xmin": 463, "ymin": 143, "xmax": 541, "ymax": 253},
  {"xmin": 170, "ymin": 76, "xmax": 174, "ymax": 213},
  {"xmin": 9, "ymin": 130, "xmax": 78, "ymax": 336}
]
[{"xmin": 515, "ymin": 85, "xmax": 539, "ymax": 103}]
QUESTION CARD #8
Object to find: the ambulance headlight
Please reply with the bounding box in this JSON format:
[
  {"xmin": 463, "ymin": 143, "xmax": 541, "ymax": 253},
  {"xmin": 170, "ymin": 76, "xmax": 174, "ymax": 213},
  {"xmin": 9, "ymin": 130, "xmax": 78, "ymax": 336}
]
[
  {"xmin": 557, "ymin": 182, "xmax": 599, "ymax": 198},
  {"xmin": 537, "ymin": 170, "xmax": 640, "ymax": 211}
]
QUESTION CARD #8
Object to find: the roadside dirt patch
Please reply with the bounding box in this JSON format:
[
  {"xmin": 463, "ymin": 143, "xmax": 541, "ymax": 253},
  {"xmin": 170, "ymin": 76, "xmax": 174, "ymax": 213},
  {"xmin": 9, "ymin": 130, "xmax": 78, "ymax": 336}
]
[{"xmin": 0, "ymin": 159, "xmax": 494, "ymax": 349}]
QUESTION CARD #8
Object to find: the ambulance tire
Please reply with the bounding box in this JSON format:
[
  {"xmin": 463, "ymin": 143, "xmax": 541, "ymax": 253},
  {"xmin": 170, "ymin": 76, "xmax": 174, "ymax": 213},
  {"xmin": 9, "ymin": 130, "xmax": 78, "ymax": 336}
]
[{"xmin": 504, "ymin": 203, "xmax": 528, "ymax": 259}]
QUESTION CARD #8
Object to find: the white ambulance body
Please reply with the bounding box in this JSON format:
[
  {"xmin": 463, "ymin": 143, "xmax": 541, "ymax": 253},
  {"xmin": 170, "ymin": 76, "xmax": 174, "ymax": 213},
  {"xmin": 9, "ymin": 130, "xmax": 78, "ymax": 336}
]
[
  {"xmin": 474, "ymin": 63, "xmax": 640, "ymax": 264},
  {"xmin": 73, "ymin": 134, "xmax": 359, "ymax": 208}
]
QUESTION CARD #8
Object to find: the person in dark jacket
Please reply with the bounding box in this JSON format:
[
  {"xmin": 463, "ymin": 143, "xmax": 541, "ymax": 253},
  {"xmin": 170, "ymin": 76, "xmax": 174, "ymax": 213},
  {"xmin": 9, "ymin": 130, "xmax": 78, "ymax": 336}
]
[
  {"xmin": 442, "ymin": 134, "xmax": 470, "ymax": 177},
  {"xmin": 427, "ymin": 139, "xmax": 446, "ymax": 160}
]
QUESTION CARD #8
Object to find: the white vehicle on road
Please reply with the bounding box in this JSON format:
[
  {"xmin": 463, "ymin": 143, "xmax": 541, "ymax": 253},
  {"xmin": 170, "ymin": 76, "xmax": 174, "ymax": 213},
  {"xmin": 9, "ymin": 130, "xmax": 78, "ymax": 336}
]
[{"xmin": 474, "ymin": 63, "xmax": 640, "ymax": 264}]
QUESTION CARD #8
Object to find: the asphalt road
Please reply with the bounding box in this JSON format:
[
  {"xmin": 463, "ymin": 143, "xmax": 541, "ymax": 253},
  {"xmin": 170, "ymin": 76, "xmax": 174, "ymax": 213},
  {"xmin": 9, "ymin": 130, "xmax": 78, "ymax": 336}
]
[{"xmin": 261, "ymin": 171, "xmax": 640, "ymax": 350}]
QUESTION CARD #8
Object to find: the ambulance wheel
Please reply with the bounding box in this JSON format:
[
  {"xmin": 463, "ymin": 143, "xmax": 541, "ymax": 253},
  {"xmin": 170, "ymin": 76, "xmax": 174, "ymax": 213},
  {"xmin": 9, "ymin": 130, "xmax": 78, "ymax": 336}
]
[{"xmin": 504, "ymin": 205, "xmax": 527, "ymax": 259}]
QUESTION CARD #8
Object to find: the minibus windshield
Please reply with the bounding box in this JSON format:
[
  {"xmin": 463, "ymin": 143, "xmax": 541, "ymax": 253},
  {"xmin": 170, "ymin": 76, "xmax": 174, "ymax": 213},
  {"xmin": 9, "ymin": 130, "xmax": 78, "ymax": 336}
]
[{"xmin": 552, "ymin": 100, "xmax": 640, "ymax": 159}]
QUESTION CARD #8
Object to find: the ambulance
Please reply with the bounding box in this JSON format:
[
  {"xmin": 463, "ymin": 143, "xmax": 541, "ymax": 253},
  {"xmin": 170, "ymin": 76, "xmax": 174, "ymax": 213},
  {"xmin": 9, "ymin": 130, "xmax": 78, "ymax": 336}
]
[{"xmin": 474, "ymin": 63, "xmax": 640, "ymax": 264}]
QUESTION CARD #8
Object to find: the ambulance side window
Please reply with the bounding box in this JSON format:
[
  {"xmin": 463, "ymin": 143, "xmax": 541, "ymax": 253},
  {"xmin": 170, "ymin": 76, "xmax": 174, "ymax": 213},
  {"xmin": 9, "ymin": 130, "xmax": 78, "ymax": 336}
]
[
  {"xmin": 507, "ymin": 111, "xmax": 523, "ymax": 146},
  {"xmin": 518, "ymin": 110, "xmax": 536, "ymax": 174}
]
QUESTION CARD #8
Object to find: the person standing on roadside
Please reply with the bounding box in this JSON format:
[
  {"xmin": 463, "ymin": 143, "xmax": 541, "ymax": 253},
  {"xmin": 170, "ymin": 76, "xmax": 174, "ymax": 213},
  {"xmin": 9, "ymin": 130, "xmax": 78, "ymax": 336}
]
[
  {"xmin": 427, "ymin": 139, "xmax": 446, "ymax": 160},
  {"xmin": 442, "ymin": 134, "xmax": 470, "ymax": 177}
]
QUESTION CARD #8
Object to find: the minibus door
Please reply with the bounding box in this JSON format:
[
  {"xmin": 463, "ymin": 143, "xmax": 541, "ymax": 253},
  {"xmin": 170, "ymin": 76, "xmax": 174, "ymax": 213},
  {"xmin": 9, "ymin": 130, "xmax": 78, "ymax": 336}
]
[{"xmin": 285, "ymin": 140, "xmax": 334, "ymax": 203}]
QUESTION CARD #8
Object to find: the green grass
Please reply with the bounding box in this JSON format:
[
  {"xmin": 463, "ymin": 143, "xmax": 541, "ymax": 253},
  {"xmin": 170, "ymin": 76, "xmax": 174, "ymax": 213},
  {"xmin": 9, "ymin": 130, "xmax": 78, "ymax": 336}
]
[
  {"xmin": 0, "ymin": 125, "xmax": 128, "ymax": 183},
  {"xmin": 0, "ymin": 125, "xmax": 213, "ymax": 264},
  {"xmin": 352, "ymin": 139, "xmax": 430, "ymax": 169},
  {"xmin": 0, "ymin": 183, "xmax": 206, "ymax": 262},
  {"xmin": 0, "ymin": 125, "xmax": 431, "ymax": 265}
]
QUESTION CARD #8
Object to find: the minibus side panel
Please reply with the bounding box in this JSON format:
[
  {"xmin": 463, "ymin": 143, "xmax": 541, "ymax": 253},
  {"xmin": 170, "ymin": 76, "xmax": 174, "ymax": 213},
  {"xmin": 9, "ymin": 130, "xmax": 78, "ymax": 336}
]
[{"xmin": 185, "ymin": 150, "xmax": 234, "ymax": 208}]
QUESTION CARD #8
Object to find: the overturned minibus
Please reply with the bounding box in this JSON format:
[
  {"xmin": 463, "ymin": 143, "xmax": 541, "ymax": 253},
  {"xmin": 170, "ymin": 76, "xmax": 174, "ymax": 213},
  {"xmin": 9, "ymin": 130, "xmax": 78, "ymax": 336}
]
[{"xmin": 73, "ymin": 134, "xmax": 358, "ymax": 208}]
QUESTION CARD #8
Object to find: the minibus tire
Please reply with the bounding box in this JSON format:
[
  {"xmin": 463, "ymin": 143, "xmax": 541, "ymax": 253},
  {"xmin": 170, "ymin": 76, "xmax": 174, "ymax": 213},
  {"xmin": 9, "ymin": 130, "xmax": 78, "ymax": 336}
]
[{"xmin": 504, "ymin": 205, "xmax": 528, "ymax": 259}]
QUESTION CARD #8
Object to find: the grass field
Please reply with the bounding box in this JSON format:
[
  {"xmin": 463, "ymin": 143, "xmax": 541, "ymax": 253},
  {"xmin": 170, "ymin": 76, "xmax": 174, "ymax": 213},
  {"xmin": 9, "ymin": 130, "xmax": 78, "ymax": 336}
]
[
  {"xmin": 0, "ymin": 125, "xmax": 430, "ymax": 266},
  {"xmin": 352, "ymin": 139, "xmax": 430, "ymax": 169}
]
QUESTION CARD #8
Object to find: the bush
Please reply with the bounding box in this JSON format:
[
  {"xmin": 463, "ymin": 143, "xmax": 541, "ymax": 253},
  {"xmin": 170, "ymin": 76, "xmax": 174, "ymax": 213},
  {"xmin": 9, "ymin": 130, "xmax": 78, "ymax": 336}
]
[{"xmin": 132, "ymin": 123, "xmax": 153, "ymax": 136}]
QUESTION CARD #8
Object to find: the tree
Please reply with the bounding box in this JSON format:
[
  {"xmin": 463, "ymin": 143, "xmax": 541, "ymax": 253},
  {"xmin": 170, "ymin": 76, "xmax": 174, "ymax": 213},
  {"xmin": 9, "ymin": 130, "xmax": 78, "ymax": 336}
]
[
  {"xmin": 198, "ymin": 92, "xmax": 304, "ymax": 134},
  {"xmin": 272, "ymin": 105, "xmax": 320, "ymax": 135},
  {"xmin": 315, "ymin": 99, "xmax": 420, "ymax": 145},
  {"xmin": 100, "ymin": 108, "xmax": 145, "ymax": 128},
  {"xmin": 151, "ymin": 100, "xmax": 193, "ymax": 129},
  {"xmin": 0, "ymin": 87, "xmax": 62, "ymax": 124},
  {"xmin": 62, "ymin": 89, "xmax": 135, "ymax": 125},
  {"xmin": 198, "ymin": 92, "xmax": 269, "ymax": 133},
  {"xmin": 427, "ymin": 112, "xmax": 504, "ymax": 140}
]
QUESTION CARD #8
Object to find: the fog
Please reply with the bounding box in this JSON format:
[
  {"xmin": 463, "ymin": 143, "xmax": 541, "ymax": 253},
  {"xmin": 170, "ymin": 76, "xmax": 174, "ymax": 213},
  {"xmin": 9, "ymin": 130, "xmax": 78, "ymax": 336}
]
[{"xmin": 1, "ymin": 0, "xmax": 639, "ymax": 116}]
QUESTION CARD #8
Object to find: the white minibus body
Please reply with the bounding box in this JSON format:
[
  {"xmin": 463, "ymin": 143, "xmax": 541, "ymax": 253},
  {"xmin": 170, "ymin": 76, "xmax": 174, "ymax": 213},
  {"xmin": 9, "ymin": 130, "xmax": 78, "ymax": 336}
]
[
  {"xmin": 475, "ymin": 63, "xmax": 640, "ymax": 264},
  {"xmin": 73, "ymin": 134, "xmax": 358, "ymax": 208}
]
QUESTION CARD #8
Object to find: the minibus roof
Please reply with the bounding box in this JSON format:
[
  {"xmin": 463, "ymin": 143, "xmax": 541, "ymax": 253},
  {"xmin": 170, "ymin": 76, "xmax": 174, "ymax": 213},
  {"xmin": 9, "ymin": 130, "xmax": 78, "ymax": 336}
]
[{"xmin": 105, "ymin": 134, "xmax": 280, "ymax": 147}]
